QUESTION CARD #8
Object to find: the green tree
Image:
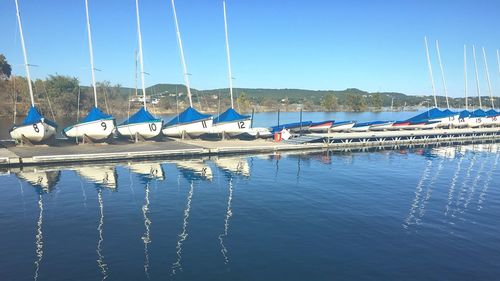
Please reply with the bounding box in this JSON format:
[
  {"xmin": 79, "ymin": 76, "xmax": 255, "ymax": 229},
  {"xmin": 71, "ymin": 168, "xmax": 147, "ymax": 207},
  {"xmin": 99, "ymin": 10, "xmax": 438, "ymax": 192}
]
[
  {"xmin": 370, "ymin": 93, "xmax": 383, "ymax": 110},
  {"xmin": 236, "ymin": 92, "xmax": 252, "ymax": 112},
  {"xmin": 0, "ymin": 54, "xmax": 12, "ymax": 79},
  {"xmin": 346, "ymin": 93, "xmax": 367, "ymax": 112},
  {"xmin": 321, "ymin": 93, "xmax": 339, "ymax": 111}
]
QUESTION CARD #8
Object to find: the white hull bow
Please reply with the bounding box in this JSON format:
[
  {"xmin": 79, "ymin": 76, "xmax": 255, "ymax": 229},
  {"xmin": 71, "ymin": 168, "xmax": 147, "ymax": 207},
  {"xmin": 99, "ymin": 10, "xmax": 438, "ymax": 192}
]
[
  {"xmin": 117, "ymin": 121, "xmax": 163, "ymax": 139},
  {"xmin": 64, "ymin": 119, "xmax": 115, "ymax": 140},
  {"xmin": 162, "ymin": 118, "xmax": 213, "ymax": 138},
  {"xmin": 10, "ymin": 121, "xmax": 56, "ymax": 143},
  {"xmin": 211, "ymin": 119, "xmax": 252, "ymax": 136}
]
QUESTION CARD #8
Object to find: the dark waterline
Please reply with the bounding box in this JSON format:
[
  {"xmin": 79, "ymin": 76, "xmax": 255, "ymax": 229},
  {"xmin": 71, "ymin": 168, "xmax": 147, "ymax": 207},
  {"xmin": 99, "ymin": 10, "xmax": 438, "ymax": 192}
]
[{"xmin": 0, "ymin": 145, "xmax": 499, "ymax": 281}]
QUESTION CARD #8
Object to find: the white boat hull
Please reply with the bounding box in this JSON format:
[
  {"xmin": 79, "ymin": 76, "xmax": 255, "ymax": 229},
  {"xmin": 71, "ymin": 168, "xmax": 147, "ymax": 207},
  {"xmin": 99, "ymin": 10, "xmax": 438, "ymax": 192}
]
[
  {"xmin": 350, "ymin": 126, "xmax": 371, "ymax": 132},
  {"xmin": 330, "ymin": 123, "xmax": 355, "ymax": 132},
  {"xmin": 63, "ymin": 119, "xmax": 115, "ymax": 140},
  {"xmin": 309, "ymin": 122, "xmax": 334, "ymax": 133},
  {"xmin": 467, "ymin": 117, "xmax": 486, "ymax": 128},
  {"xmin": 429, "ymin": 114, "xmax": 460, "ymax": 128},
  {"xmin": 162, "ymin": 118, "xmax": 213, "ymax": 138},
  {"xmin": 369, "ymin": 123, "xmax": 395, "ymax": 131},
  {"xmin": 10, "ymin": 121, "xmax": 56, "ymax": 143},
  {"xmin": 245, "ymin": 127, "xmax": 272, "ymax": 138},
  {"xmin": 116, "ymin": 121, "xmax": 163, "ymax": 139},
  {"xmin": 211, "ymin": 118, "xmax": 252, "ymax": 136}
]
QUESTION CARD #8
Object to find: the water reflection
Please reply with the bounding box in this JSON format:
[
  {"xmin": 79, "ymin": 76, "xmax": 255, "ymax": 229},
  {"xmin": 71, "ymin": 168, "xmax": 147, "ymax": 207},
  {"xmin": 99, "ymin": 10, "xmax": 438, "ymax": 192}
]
[
  {"xmin": 172, "ymin": 181, "xmax": 194, "ymax": 275},
  {"xmin": 171, "ymin": 159, "xmax": 213, "ymax": 181},
  {"xmin": 3, "ymin": 142, "xmax": 499, "ymax": 280},
  {"xmin": 14, "ymin": 168, "xmax": 58, "ymax": 281},
  {"xmin": 126, "ymin": 161, "xmax": 167, "ymax": 278},
  {"xmin": 34, "ymin": 194, "xmax": 43, "ymax": 281}
]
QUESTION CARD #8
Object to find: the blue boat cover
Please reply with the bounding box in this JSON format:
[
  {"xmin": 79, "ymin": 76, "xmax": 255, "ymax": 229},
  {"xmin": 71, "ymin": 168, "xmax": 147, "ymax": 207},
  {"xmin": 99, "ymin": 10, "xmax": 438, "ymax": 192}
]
[
  {"xmin": 470, "ymin": 109, "xmax": 487, "ymax": 117},
  {"xmin": 165, "ymin": 107, "xmax": 211, "ymax": 127},
  {"xmin": 82, "ymin": 107, "xmax": 113, "ymax": 123},
  {"xmin": 459, "ymin": 110, "xmax": 472, "ymax": 118},
  {"xmin": 353, "ymin": 120, "xmax": 389, "ymax": 127},
  {"xmin": 270, "ymin": 121, "xmax": 312, "ymax": 133},
  {"xmin": 485, "ymin": 109, "xmax": 499, "ymax": 117},
  {"xmin": 406, "ymin": 108, "xmax": 453, "ymax": 123},
  {"xmin": 214, "ymin": 108, "xmax": 250, "ymax": 124},
  {"xmin": 120, "ymin": 106, "xmax": 160, "ymax": 126},
  {"xmin": 21, "ymin": 106, "xmax": 57, "ymax": 128}
]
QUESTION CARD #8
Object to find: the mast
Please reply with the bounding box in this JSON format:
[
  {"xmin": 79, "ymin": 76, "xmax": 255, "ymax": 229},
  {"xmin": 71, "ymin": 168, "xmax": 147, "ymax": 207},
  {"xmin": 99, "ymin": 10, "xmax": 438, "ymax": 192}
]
[
  {"xmin": 472, "ymin": 45, "xmax": 482, "ymax": 109},
  {"xmin": 85, "ymin": 0, "xmax": 98, "ymax": 107},
  {"xmin": 14, "ymin": 0, "xmax": 34, "ymax": 107},
  {"xmin": 170, "ymin": 0, "xmax": 193, "ymax": 107},
  {"xmin": 482, "ymin": 47, "xmax": 495, "ymax": 109},
  {"xmin": 464, "ymin": 45, "xmax": 468, "ymax": 110},
  {"xmin": 424, "ymin": 36, "xmax": 438, "ymax": 108},
  {"xmin": 223, "ymin": 1, "xmax": 234, "ymax": 109},
  {"xmin": 135, "ymin": 0, "xmax": 147, "ymax": 108},
  {"xmin": 134, "ymin": 49, "xmax": 138, "ymax": 97},
  {"xmin": 435, "ymin": 40, "xmax": 449, "ymax": 108}
]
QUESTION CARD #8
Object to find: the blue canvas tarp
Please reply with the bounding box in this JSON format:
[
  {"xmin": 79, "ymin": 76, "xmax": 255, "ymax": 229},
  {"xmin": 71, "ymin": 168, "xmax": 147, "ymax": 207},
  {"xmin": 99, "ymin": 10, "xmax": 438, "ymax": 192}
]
[
  {"xmin": 270, "ymin": 121, "xmax": 312, "ymax": 133},
  {"xmin": 459, "ymin": 110, "xmax": 472, "ymax": 118},
  {"xmin": 470, "ymin": 109, "xmax": 487, "ymax": 117},
  {"xmin": 485, "ymin": 109, "xmax": 499, "ymax": 117},
  {"xmin": 120, "ymin": 107, "xmax": 160, "ymax": 126},
  {"xmin": 353, "ymin": 121, "xmax": 389, "ymax": 127},
  {"xmin": 82, "ymin": 107, "xmax": 113, "ymax": 123},
  {"xmin": 213, "ymin": 108, "xmax": 250, "ymax": 124},
  {"xmin": 164, "ymin": 107, "xmax": 211, "ymax": 127},
  {"xmin": 21, "ymin": 106, "xmax": 57, "ymax": 128},
  {"xmin": 406, "ymin": 108, "xmax": 453, "ymax": 123}
]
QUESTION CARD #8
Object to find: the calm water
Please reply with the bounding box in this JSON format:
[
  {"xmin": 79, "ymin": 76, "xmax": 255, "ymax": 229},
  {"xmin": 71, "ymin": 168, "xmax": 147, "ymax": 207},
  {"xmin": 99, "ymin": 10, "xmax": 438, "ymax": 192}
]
[{"xmin": 0, "ymin": 144, "xmax": 499, "ymax": 281}]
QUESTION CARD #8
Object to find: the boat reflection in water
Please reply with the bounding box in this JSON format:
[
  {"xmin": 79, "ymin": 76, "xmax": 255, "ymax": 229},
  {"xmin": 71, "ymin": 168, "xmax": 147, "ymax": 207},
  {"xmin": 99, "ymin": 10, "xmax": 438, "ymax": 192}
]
[
  {"xmin": 126, "ymin": 161, "xmax": 166, "ymax": 278},
  {"xmin": 170, "ymin": 159, "xmax": 213, "ymax": 182},
  {"xmin": 403, "ymin": 143, "xmax": 499, "ymax": 230},
  {"xmin": 14, "ymin": 167, "xmax": 60, "ymax": 281},
  {"xmin": 213, "ymin": 157, "xmax": 250, "ymax": 265},
  {"xmin": 73, "ymin": 164, "xmax": 119, "ymax": 280},
  {"xmin": 213, "ymin": 156, "xmax": 250, "ymax": 177}
]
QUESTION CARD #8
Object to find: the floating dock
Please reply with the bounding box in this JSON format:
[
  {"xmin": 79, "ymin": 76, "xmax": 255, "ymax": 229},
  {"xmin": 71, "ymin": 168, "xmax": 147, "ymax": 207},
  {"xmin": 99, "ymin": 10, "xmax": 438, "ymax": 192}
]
[{"xmin": 0, "ymin": 127, "xmax": 498, "ymax": 167}]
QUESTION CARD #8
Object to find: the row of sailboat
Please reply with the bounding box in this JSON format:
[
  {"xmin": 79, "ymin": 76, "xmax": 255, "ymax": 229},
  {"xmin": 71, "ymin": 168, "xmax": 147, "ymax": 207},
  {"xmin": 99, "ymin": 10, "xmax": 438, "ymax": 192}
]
[
  {"xmin": 9, "ymin": 0, "xmax": 260, "ymax": 144},
  {"xmin": 271, "ymin": 38, "xmax": 500, "ymax": 135}
]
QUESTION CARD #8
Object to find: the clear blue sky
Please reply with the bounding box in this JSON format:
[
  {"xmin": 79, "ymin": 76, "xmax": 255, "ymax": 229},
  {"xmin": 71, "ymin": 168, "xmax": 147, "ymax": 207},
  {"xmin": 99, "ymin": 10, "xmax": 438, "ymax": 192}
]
[{"xmin": 2, "ymin": 0, "xmax": 500, "ymax": 97}]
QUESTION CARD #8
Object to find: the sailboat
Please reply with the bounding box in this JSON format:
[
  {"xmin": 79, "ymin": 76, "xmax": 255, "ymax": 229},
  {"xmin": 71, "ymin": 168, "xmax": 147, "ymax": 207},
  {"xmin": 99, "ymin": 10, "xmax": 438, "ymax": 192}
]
[
  {"xmin": 116, "ymin": 0, "xmax": 163, "ymax": 140},
  {"xmin": 162, "ymin": 0, "xmax": 213, "ymax": 138},
  {"xmin": 9, "ymin": 0, "xmax": 57, "ymax": 143},
  {"xmin": 469, "ymin": 45, "xmax": 489, "ymax": 127},
  {"xmin": 211, "ymin": 1, "xmax": 252, "ymax": 137},
  {"xmin": 63, "ymin": 0, "xmax": 115, "ymax": 141},
  {"xmin": 482, "ymin": 47, "xmax": 499, "ymax": 126}
]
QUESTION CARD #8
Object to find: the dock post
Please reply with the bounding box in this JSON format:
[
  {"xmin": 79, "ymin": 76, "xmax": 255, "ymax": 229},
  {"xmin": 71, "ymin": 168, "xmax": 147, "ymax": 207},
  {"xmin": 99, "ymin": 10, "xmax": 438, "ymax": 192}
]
[{"xmin": 277, "ymin": 108, "xmax": 280, "ymax": 127}]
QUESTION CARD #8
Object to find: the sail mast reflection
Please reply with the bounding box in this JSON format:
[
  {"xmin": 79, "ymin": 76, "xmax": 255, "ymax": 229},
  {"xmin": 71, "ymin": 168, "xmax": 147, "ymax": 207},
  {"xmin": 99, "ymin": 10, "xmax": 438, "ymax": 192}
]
[
  {"xmin": 96, "ymin": 188, "xmax": 108, "ymax": 280},
  {"xmin": 141, "ymin": 182, "xmax": 151, "ymax": 278},
  {"xmin": 219, "ymin": 177, "xmax": 233, "ymax": 264},
  {"xmin": 33, "ymin": 194, "xmax": 43, "ymax": 281},
  {"xmin": 172, "ymin": 181, "xmax": 194, "ymax": 275}
]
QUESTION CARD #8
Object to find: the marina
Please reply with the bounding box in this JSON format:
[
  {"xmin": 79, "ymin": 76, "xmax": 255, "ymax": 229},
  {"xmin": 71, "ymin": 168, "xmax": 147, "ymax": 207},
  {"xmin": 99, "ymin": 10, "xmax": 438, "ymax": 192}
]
[{"xmin": 0, "ymin": 126, "xmax": 499, "ymax": 167}]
